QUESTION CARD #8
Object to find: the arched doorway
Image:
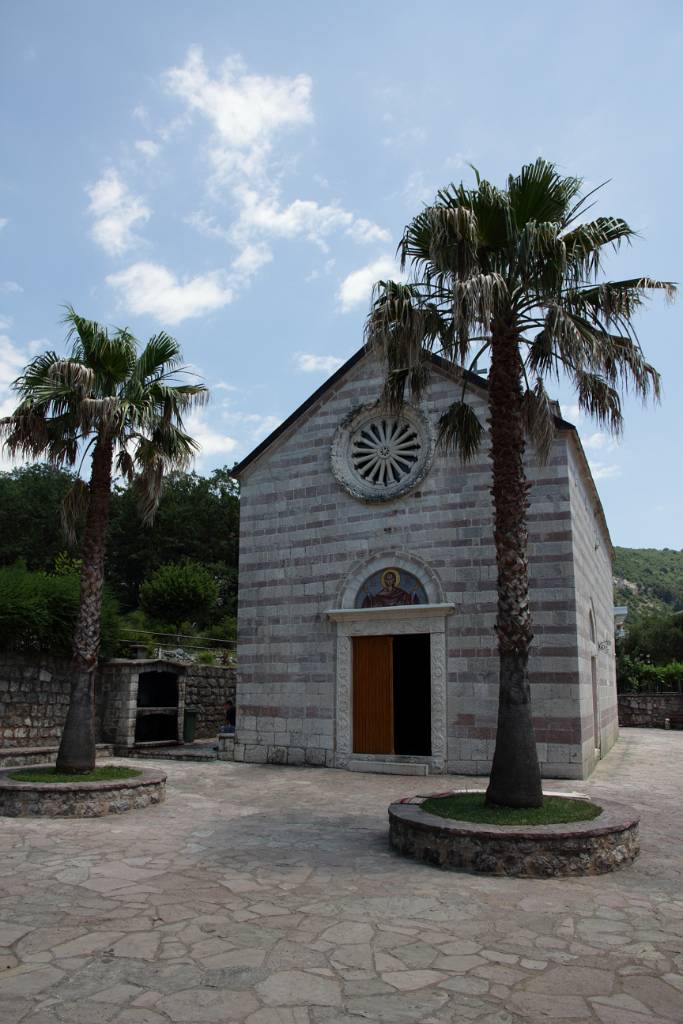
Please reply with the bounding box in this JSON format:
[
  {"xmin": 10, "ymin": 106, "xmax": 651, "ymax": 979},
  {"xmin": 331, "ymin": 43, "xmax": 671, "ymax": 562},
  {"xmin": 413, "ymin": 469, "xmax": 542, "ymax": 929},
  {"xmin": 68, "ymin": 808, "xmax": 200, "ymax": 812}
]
[{"xmin": 328, "ymin": 555, "xmax": 454, "ymax": 773}]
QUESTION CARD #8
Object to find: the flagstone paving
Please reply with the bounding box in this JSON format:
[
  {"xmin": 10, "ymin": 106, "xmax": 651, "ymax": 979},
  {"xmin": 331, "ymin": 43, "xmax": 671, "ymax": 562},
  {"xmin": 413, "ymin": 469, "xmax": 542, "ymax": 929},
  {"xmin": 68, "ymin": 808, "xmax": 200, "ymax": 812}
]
[{"xmin": 1, "ymin": 727, "xmax": 682, "ymax": 1023}]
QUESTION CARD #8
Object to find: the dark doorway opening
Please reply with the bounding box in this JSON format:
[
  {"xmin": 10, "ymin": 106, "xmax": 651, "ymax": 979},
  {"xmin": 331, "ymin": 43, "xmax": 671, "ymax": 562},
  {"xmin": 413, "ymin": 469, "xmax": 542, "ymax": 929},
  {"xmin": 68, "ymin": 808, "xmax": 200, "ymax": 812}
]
[
  {"xmin": 137, "ymin": 671, "xmax": 178, "ymax": 708},
  {"xmin": 393, "ymin": 633, "xmax": 431, "ymax": 755},
  {"xmin": 135, "ymin": 712, "xmax": 178, "ymax": 743},
  {"xmin": 135, "ymin": 671, "xmax": 179, "ymax": 744}
]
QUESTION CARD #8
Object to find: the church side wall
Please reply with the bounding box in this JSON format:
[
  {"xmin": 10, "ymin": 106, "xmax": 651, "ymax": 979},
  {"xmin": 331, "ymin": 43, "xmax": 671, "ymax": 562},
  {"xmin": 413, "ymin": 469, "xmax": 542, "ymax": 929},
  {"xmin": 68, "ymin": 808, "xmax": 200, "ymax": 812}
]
[
  {"xmin": 567, "ymin": 440, "xmax": 618, "ymax": 774},
  {"xmin": 236, "ymin": 355, "xmax": 587, "ymax": 778}
]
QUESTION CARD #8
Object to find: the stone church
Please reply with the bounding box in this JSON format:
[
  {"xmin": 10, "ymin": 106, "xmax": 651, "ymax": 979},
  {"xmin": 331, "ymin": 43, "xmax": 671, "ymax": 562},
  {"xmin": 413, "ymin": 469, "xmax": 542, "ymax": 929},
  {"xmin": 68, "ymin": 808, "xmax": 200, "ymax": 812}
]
[{"xmin": 231, "ymin": 347, "xmax": 618, "ymax": 779}]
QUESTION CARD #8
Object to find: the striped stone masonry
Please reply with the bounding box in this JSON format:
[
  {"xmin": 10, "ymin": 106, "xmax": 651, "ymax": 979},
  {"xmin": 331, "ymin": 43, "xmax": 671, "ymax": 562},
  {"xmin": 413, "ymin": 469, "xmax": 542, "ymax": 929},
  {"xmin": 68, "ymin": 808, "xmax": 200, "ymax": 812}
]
[{"xmin": 234, "ymin": 350, "xmax": 617, "ymax": 779}]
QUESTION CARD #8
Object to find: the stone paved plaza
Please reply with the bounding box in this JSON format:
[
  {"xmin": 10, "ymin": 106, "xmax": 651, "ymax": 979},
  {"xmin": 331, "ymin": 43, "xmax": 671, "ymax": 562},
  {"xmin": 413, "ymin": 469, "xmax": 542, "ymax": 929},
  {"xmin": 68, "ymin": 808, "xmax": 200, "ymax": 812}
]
[{"xmin": 1, "ymin": 729, "xmax": 682, "ymax": 1024}]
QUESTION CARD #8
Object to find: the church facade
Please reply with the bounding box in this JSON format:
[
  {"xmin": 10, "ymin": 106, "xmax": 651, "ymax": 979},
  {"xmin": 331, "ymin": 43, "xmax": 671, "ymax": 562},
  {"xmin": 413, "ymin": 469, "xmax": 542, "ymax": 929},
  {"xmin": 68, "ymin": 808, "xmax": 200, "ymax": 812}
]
[{"xmin": 232, "ymin": 348, "xmax": 618, "ymax": 779}]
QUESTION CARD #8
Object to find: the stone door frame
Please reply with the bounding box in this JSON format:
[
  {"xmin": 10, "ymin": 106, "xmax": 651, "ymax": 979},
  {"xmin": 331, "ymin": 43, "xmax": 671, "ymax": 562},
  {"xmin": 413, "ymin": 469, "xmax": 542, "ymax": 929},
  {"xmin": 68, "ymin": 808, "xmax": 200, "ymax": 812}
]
[{"xmin": 326, "ymin": 604, "xmax": 454, "ymax": 773}]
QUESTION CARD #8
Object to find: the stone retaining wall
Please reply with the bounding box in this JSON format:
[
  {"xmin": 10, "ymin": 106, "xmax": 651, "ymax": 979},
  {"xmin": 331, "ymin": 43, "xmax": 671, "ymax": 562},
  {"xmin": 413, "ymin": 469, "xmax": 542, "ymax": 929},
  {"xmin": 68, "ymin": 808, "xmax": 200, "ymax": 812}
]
[
  {"xmin": 0, "ymin": 656, "xmax": 71, "ymax": 747},
  {"xmin": 0, "ymin": 654, "xmax": 236, "ymax": 748},
  {"xmin": 618, "ymin": 693, "xmax": 683, "ymax": 728},
  {"xmin": 184, "ymin": 665, "xmax": 236, "ymax": 738}
]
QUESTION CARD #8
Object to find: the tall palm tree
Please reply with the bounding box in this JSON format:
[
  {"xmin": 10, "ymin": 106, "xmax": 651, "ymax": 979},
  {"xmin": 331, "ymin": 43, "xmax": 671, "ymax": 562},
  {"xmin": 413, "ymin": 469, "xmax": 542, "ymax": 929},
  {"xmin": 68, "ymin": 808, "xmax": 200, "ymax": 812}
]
[
  {"xmin": 1, "ymin": 309, "xmax": 208, "ymax": 773},
  {"xmin": 365, "ymin": 159, "xmax": 675, "ymax": 808}
]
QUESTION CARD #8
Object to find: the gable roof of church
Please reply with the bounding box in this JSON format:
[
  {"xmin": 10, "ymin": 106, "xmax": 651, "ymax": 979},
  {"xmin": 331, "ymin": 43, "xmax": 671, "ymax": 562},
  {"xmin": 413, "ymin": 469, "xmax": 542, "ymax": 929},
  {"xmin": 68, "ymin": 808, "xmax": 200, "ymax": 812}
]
[{"xmin": 231, "ymin": 344, "xmax": 611, "ymax": 550}]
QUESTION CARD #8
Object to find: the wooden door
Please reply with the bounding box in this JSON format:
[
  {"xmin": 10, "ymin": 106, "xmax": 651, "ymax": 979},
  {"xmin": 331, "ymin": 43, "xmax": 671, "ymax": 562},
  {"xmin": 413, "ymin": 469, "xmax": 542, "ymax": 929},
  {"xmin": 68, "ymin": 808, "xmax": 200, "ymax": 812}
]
[{"xmin": 352, "ymin": 635, "xmax": 393, "ymax": 754}]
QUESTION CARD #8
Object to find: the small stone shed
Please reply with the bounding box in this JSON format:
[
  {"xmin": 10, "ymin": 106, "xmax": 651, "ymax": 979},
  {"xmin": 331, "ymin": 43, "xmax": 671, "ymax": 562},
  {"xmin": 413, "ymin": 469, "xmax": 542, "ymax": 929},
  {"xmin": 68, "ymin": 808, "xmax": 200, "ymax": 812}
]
[
  {"xmin": 0, "ymin": 654, "xmax": 235, "ymax": 756},
  {"xmin": 231, "ymin": 347, "xmax": 617, "ymax": 779}
]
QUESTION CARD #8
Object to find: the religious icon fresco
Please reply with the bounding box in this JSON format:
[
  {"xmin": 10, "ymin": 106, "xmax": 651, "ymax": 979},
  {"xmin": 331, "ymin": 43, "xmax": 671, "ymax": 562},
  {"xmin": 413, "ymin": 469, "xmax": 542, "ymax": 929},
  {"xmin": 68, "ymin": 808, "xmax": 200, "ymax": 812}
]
[{"xmin": 355, "ymin": 568, "xmax": 428, "ymax": 608}]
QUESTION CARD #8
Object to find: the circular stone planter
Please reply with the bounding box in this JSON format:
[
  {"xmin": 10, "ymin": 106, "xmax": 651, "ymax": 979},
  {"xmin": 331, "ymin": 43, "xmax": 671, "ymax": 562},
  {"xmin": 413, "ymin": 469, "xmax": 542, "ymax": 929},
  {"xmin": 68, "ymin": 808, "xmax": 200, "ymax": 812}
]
[
  {"xmin": 388, "ymin": 791, "xmax": 640, "ymax": 877},
  {"xmin": 0, "ymin": 765, "xmax": 166, "ymax": 818}
]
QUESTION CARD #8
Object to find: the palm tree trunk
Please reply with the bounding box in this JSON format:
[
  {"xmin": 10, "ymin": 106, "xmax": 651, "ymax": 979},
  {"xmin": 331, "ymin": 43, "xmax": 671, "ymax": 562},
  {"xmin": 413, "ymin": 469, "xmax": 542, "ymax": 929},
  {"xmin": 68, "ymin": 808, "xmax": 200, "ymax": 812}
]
[
  {"xmin": 56, "ymin": 438, "xmax": 113, "ymax": 773},
  {"xmin": 485, "ymin": 324, "xmax": 543, "ymax": 808}
]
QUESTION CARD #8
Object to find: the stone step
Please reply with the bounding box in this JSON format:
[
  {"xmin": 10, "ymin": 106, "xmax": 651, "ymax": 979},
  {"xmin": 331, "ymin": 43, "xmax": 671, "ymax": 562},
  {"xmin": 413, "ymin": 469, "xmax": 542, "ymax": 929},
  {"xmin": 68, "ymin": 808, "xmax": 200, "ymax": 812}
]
[
  {"xmin": 129, "ymin": 745, "xmax": 218, "ymax": 763},
  {"xmin": 348, "ymin": 759, "xmax": 429, "ymax": 776}
]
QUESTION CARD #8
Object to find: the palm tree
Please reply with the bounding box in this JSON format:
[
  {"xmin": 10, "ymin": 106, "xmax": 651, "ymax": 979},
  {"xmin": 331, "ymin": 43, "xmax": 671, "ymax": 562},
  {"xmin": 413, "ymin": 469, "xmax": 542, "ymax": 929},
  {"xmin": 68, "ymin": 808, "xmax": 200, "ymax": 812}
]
[
  {"xmin": 1, "ymin": 309, "xmax": 208, "ymax": 773},
  {"xmin": 365, "ymin": 159, "xmax": 675, "ymax": 808}
]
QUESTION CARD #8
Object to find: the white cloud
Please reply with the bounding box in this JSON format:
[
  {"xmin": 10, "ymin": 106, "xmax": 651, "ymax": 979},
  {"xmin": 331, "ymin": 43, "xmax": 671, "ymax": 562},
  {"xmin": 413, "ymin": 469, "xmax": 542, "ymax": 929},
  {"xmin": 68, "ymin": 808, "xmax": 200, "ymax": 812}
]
[
  {"xmin": 185, "ymin": 410, "xmax": 239, "ymax": 464},
  {"xmin": 581, "ymin": 431, "xmax": 617, "ymax": 453},
  {"xmin": 305, "ymin": 258, "xmax": 335, "ymax": 283},
  {"xmin": 0, "ymin": 218, "xmax": 8, "ymax": 231},
  {"xmin": 232, "ymin": 188, "xmax": 389, "ymax": 250},
  {"xmin": 294, "ymin": 352, "xmax": 344, "ymax": 374},
  {"xmin": 0, "ymin": 315, "xmax": 12, "ymax": 330},
  {"xmin": 1, "ymin": 281, "xmax": 23, "ymax": 294},
  {"xmin": 240, "ymin": 412, "xmax": 282, "ymax": 441},
  {"xmin": 0, "ymin": 334, "xmax": 26, "ymax": 393},
  {"xmin": 560, "ymin": 403, "xmax": 581, "ymax": 422},
  {"xmin": 382, "ymin": 124, "xmax": 428, "ymax": 149},
  {"xmin": 337, "ymin": 256, "xmax": 404, "ymax": 313},
  {"xmin": 26, "ymin": 338, "xmax": 49, "ymax": 356},
  {"xmin": 164, "ymin": 49, "xmax": 389, "ymax": 295},
  {"xmin": 230, "ymin": 241, "xmax": 273, "ymax": 278},
  {"xmin": 87, "ymin": 169, "xmax": 151, "ymax": 256},
  {"xmin": 0, "ymin": 334, "xmax": 31, "ymax": 468},
  {"xmin": 589, "ymin": 461, "xmax": 621, "ymax": 481},
  {"xmin": 164, "ymin": 47, "xmax": 313, "ymax": 187},
  {"xmin": 135, "ymin": 139, "xmax": 160, "ymax": 160},
  {"xmin": 185, "ymin": 211, "xmax": 232, "ymax": 242},
  {"xmin": 106, "ymin": 262, "xmax": 234, "ymax": 324}
]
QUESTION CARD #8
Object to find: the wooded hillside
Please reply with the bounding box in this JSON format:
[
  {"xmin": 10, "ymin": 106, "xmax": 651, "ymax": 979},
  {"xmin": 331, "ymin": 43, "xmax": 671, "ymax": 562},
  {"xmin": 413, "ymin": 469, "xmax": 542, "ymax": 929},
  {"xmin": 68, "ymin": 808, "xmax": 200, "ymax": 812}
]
[{"xmin": 613, "ymin": 547, "xmax": 683, "ymax": 620}]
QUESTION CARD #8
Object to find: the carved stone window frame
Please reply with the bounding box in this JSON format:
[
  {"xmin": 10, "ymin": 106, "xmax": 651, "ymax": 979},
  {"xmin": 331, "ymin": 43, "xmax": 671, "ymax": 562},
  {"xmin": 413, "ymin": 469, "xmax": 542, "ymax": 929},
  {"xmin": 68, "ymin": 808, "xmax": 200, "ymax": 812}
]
[
  {"xmin": 326, "ymin": 603, "xmax": 454, "ymax": 774},
  {"xmin": 330, "ymin": 402, "xmax": 435, "ymax": 502}
]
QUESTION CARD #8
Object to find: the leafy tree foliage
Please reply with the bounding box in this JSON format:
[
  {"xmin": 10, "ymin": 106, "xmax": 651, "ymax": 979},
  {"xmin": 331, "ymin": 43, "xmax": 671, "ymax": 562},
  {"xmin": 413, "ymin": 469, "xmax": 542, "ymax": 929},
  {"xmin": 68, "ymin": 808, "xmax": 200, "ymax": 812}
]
[
  {"xmin": 0, "ymin": 464, "xmax": 240, "ymax": 615},
  {"xmin": 0, "ymin": 465, "xmax": 79, "ymax": 571},
  {"xmin": 107, "ymin": 467, "xmax": 239, "ymax": 611},
  {"xmin": 0, "ymin": 562, "xmax": 119, "ymax": 657},
  {"xmin": 140, "ymin": 561, "xmax": 220, "ymax": 628},
  {"xmin": 619, "ymin": 611, "xmax": 683, "ymax": 665}
]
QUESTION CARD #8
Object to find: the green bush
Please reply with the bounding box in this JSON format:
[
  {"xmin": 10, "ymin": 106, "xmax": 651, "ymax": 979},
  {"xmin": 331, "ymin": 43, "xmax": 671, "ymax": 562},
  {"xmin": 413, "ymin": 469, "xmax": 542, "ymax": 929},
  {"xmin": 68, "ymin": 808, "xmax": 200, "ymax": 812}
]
[
  {"xmin": 139, "ymin": 561, "xmax": 219, "ymax": 629},
  {"xmin": 617, "ymin": 652, "xmax": 683, "ymax": 693},
  {"xmin": 0, "ymin": 562, "xmax": 119, "ymax": 657}
]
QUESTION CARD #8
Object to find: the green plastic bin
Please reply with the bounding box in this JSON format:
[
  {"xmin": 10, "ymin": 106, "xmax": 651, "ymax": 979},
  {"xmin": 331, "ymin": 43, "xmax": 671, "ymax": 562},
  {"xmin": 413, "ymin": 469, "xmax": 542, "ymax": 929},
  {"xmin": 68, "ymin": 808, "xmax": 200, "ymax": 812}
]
[{"xmin": 183, "ymin": 707, "xmax": 199, "ymax": 743}]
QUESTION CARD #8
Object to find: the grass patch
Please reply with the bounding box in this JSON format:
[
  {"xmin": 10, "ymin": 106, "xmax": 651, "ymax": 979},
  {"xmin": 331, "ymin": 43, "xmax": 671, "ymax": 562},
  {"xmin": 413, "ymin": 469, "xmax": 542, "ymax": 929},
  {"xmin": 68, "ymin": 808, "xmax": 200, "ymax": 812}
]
[
  {"xmin": 420, "ymin": 792, "xmax": 602, "ymax": 826},
  {"xmin": 8, "ymin": 765, "xmax": 142, "ymax": 784}
]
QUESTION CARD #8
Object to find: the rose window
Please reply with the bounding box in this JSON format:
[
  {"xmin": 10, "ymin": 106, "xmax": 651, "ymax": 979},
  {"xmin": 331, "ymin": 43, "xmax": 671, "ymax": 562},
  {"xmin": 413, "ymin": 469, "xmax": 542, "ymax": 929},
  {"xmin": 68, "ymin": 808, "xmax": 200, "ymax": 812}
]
[
  {"xmin": 351, "ymin": 418, "xmax": 421, "ymax": 486},
  {"xmin": 331, "ymin": 403, "xmax": 434, "ymax": 502}
]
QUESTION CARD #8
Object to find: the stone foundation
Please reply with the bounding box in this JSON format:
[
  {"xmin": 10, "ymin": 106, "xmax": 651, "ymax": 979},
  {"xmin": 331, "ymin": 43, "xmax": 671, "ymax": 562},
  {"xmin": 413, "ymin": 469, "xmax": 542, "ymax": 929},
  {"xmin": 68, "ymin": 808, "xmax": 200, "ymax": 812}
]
[
  {"xmin": 0, "ymin": 766, "xmax": 166, "ymax": 817},
  {"xmin": 388, "ymin": 792, "xmax": 640, "ymax": 877}
]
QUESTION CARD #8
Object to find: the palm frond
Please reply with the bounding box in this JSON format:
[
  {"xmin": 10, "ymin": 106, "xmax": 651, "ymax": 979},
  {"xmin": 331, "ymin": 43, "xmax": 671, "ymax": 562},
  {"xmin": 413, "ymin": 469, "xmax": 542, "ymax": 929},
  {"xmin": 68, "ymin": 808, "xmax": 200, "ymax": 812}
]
[
  {"xmin": 507, "ymin": 158, "xmax": 582, "ymax": 227},
  {"xmin": 135, "ymin": 332, "xmax": 184, "ymax": 383},
  {"xmin": 115, "ymin": 448, "xmax": 135, "ymax": 483},
  {"xmin": 573, "ymin": 370, "xmax": 623, "ymax": 433},
  {"xmin": 365, "ymin": 280, "xmax": 445, "ymax": 407},
  {"xmin": 61, "ymin": 478, "xmax": 90, "ymax": 546},
  {"xmin": 562, "ymin": 217, "xmax": 636, "ymax": 283},
  {"xmin": 522, "ymin": 378, "xmax": 556, "ymax": 463},
  {"xmin": 437, "ymin": 399, "xmax": 483, "ymax": 461}
]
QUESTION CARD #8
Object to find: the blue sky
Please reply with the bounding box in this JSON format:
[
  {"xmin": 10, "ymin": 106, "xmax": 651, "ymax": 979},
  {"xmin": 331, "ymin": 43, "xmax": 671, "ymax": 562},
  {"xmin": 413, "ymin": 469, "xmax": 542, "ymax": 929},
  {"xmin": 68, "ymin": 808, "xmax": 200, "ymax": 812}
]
[{"xmin": 1, "ymin": 0, "xmax": 681, "ymax": 548}]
